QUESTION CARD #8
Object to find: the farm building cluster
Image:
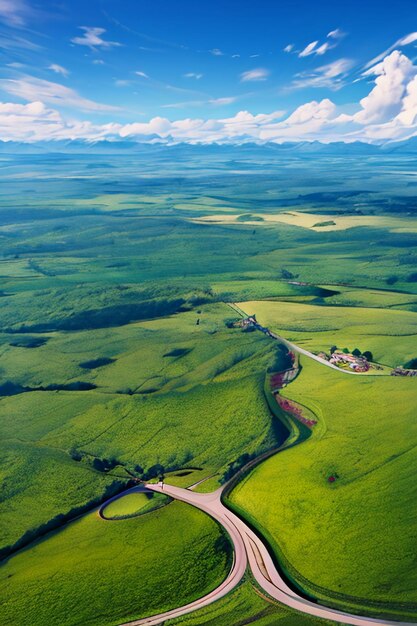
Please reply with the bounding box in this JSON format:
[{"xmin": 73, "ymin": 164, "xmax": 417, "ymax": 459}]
[
  {"xmin": 391, "ymin": 367, "xmax": 417, "ymax": 377},
  {"xmin": 317, "ymin": 350, "xmax": 371, "ymax": 372}
]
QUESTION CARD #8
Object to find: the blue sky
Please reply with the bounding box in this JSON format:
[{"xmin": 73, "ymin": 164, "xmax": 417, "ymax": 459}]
[{"xmin": 1, "ymin": 0, "xmax": 417, "ymax": 143}]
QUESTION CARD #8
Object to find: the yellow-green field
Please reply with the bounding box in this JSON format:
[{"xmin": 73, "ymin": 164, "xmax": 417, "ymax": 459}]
[
  {"xmin": 237, "ymin": 300, "xmax": 417, "ymax": 367},
  {"xmin": 229, "ymin": 356, "xmax": 417, "ymax": 614}
]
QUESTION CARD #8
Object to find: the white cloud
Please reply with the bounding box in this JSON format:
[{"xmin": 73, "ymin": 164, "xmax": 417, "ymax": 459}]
[
  {"xmin": 297, "ymin": 29, "xmax": 346, "ymax": 58},
  {"xmin": 209, "ymin": 97, "xmax": 236, "ymax": 105},
  {"xmin": 289, "ymin": 58, "xmax": 354, "ymax": 90},
  {"xmin": 0, "ymin": 76, "xmax": 120, "ymax": 112},
  {"xmin": 210, "ymin": 48, "xmax": 223, "ymax": 56},
  {"xmin": 240, "ymin": 68, "xmax": 269, "ymax": 82},
  {"xmin": 327, "ymin": 28, "xmax": 345, "ymax": 39},
  {"xmin": 48, "ymin": 64, "xmax": 69, "ymax": 78},
  {"xmin": 135, "ymin": 71, "xmax": 149, "ymax": 79},
  {"xmin": 0, "ymin": 0, "xmax": 30, "ymax": 27},
  {"xmin": 71, "ymin": 27, "xmax": 121, "ymax": 50},
  {"xmin": 4, "ymin": 50, "xmax": 417, "ymax": 145},
  {"xmin": 299, "ymin": 41, "xmax": 319, "ymax": 58},
  {"xmin": 284, "ymin": 44, "xmax": 294, "ymax": 53},
  {"xmin": 354, "ymin": 50, "xmax": 416, "ymax": 124},
  {"xmin": 184, "ymin": 72, "xmax": 203, "ymax": 79},
  {"xmin": 364, "ymin": 32, "xmax": 417, "ymax": 70},
  {"xmin": 315, "ymin": 42, "xmax": 330, "ymax": 56}
]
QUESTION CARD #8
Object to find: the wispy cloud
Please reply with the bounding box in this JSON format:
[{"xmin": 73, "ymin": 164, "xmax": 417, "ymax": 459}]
[
  {"xmin": 135, "ymin": 71, "xmax": 149, "ymax": 79},
  {"xmin": 0, "ymin": 0, "xmax": 31, "ymax": 27},
  {"xmin": 363, "ymin": 32, "xmax": 417, "ymax": 70},
  {"xmin": 184, "ymin": 72, "xmax": 203, "ymax": 79},
  {"xmin": 71, "ymin": 27, "xmax": 121, "ymax": 50},
  {"xmin": 287, "ymin": 28, "xmax": 346, "ymax": 58},
  {"xmin": 0, "ymin": 75, "xmax": 120, "ymax": 112},
  {"xmin": 240, "ymin": 68, "xmax": 269, "ymax": 82},
  {"xmin": 299, "ymin": 41, "xmax": 319, "ymax": 58},
  {"xmin": 288, "ymin": 58, "xmax": 354, "ymax": 90},
  {"xmin": 210, "ymin": 48, "xmax": 224, "ymax": 56},
  {"xmin": 48, "ymin": 64, "xmax": 69, "ymax": 78},
  {"xmin": 209, "ymin": 97, "xmax": 237, "ymax": 105}
]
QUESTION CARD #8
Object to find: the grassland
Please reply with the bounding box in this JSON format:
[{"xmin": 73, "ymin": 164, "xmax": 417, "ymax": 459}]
[
  {"xmin": 102, "ymin": 491, "xmax": 170, "ymax": 519},
  {"xmin": 237, "ymin": 299, "xmax": 417, "ymax": 367},
  {"xmin": 168, "ymin": 578, "xmax": 336, "ymax": 626},
  {"xmin": 0, "ymin": 303, "xmax": 281, "ymax": 553},
  {"xmin": 1, "ymin": 147, "xmax": 417, "ymax": 625},
  {"xmin": 229, "ymin": 356, "xmax": 417, "ymax": 614},
  {"xmin": 1, "ymin": 501, "xmax": 231, "ymax": 626}
]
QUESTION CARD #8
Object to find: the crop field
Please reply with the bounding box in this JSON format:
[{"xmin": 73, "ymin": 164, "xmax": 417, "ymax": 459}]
[
  {"xmin": 1, "ymin": 147, "xmax": 417, "ymax": 625},
  {"xmin": 229, "ymin": 356, "xmax": 417, "ymax": 614}
]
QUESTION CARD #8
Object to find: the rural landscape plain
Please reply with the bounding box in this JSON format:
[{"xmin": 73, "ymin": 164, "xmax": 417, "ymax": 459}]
[{"xmin": 0, "ymin": 2, "xmax": 417, "ymax": 626}]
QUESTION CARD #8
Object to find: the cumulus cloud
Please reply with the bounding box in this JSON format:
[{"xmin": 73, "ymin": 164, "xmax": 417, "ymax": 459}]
[
  {"xmin": 0, "ymin": 76, "xmax": 120, "ymax": 112},
  {"xmin": 4, "ymin": 50, "xmax": 417, "ymax": 145},
  {"xmin": 240, "ymin": 68, "xmax": 269, "ymax": 82},
  {"xmin": 71, "ymin": 27, "xmax": 121, "ymax": 50},
  {"xmin": 354, "ymin": 50, "xmax": 416, "ymax": 124},
  {"xmin": 48, "ymin": 64, "xmax": 69, "ymax": 78},
  {"xmin": 364, "ymin": 32, "xmax": 417, "ymax": 70}
]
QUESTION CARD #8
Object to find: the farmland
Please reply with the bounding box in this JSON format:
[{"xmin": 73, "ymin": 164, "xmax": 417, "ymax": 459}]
[{"xmin": 0, "ymin": 145, "xmax": 417, "ymax": 625}]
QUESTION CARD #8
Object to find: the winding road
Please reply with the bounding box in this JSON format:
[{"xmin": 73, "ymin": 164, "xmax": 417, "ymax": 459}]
[
  {"xmin": 102, "ymin": 307, "xmax": 411, "ymax": 626},
  {"xmin": 113, "ymin": 482, "xmax": 417, "ymax": 626}
]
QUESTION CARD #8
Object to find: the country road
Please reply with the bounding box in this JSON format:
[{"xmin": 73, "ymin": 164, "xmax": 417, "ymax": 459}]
[
  {"xmin": 107, "ymin": 307, "xmax": 411, "ymax": 626},
  {"xmin": 228, "ymin": 302, "xmax": 388, "ymax": 376},
  {"xmin": 115, "ymin": 482, "xmax": 417, "ymax": 626}
]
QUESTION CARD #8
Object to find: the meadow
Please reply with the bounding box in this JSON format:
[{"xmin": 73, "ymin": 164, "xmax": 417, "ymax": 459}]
[
  {"xmin": 1, "ymin": 146, "xmax": 417, "ymax": 624},
  {"xmin": 1, "ymin": 500, "xmax": 231, "ymax": 626},
  {"xmin": 229, "ymin": 355, "xmax": 417, "ymax": 617}
]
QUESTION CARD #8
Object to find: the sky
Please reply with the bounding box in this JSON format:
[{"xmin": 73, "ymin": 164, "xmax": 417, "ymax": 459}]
[{"xmin": 1, "ymin": 0, "xmax": 417, "ymax": 143}]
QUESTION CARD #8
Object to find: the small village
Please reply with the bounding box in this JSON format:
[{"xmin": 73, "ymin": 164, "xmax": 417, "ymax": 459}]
[{"xmin": 316, "ymin": 349, "xmax": 373, "ymax": 372}]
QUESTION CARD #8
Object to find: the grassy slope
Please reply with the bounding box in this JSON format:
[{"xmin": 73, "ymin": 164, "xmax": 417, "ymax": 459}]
[
  {"xmin": 168, "ymin": 579, "xmax": 336, "ymax": 626},
  {"xmin": 237, "ymin": 299, "xmax": 417, "ymax": 367},
  {"xmin": 0, "ymin": 304, "xmax": 279, "ymax": 550},
  {"xmin": 229, "ymin": 356, "xmax": 417, "ymax": 611},
  {"xmin": 1, "ymin": 501, "xmax": 231, "ymax": 626}
]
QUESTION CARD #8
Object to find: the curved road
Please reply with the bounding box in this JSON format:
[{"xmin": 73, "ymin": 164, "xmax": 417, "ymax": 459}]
[
  {"xmin": 108, "ymin": 309, "xmax": 408, "ymax": 625},
  {"xmin": 116, "ymin": 482, "xmax": 416, "ymax": 626}
]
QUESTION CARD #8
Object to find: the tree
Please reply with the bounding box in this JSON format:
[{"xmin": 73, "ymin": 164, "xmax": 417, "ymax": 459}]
[
  {"xmin": 362, "ymin": 351, "xmax": 373, "ymax": 362},
  {"xmin": 342, "ymin": 347, "xmax": 349, "ymax": 354},
  {"xmin": 330, "ymin": 345, "xmax": 338, "ymax": 354},
  {"xmin": 352, "ymin": 348, "xmax": 361, "ymax": 357}
]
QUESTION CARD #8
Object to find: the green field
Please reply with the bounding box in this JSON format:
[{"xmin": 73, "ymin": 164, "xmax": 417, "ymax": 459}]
[
  {"xmin": 102, "ymin": 491, "xmax": 170, "ymax": 519},
  {"xmin": 1, "ymin": 148, "xmax": 417, "ymax": 625},
  {"xmin": 168, "ymin": 578, "xmax": 336, "ymax": 626},
  {"xmin": 1, "ymin": 501, "xmax": 231, "ymax": 626},
  {"xmin": 229, "ymin": 354, "xmax": 417, "ymax": 616}
]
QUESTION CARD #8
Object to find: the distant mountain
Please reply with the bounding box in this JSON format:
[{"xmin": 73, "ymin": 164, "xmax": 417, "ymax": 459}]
[{"xmin": 0, "ymin": 137, "xmax": 416, "ymax": 155}]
